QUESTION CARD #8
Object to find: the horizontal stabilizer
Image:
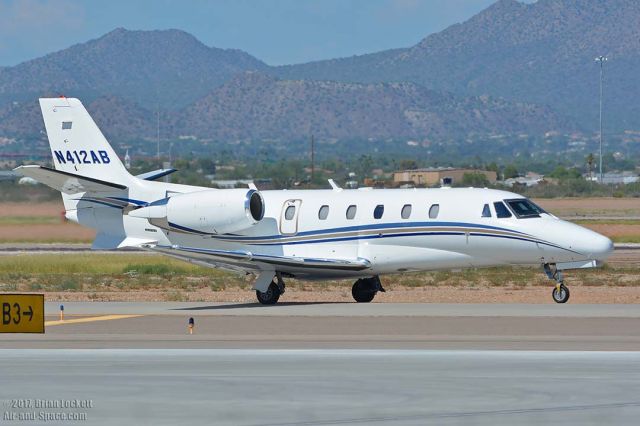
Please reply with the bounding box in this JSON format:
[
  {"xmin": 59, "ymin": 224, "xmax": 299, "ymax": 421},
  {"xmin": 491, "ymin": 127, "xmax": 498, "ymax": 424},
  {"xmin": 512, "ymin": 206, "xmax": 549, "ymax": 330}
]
[
  {"xmin": 135, "ymin": 168, "xmax": 177, "ymax": 181},
  {"xmin": 14, "ymin": 165, "xmax": 127, "ymax": 195}
]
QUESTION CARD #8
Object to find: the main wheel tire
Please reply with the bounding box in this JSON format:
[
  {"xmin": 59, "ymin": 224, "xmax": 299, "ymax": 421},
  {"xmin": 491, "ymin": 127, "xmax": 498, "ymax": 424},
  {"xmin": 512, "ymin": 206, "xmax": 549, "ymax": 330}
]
[
  {"xmin": 552, "ymin": 284, "xmax": 570, "ymax": 304},
  {"xmin": 352, "ymin": 279, "xmax": 376, "ymax": 303},
  {"xmin": 256, "ymin": 282, "xmax": 281, "ymax": 305}
]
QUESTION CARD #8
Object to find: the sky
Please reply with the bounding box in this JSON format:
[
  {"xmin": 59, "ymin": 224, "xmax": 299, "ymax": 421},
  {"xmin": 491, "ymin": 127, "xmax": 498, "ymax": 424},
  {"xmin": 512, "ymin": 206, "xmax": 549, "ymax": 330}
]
[{"xmin": 0, "ymin": 0, "xmax": 534, "ymax": 67}]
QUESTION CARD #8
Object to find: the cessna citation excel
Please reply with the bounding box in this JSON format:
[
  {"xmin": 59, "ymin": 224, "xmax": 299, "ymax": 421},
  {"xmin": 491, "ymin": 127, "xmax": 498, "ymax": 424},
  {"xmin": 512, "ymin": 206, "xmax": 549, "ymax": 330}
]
[{"xmin": 16, "ymin": 98, "xmax": 614, "ymax": 305}]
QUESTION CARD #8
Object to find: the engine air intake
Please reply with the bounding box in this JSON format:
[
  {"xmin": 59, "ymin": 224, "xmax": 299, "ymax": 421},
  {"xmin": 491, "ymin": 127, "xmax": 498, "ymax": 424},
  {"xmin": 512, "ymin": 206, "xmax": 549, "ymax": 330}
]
[{"xmin": 248, "ymin": 190, "xmax": 265, "ymax": 222}]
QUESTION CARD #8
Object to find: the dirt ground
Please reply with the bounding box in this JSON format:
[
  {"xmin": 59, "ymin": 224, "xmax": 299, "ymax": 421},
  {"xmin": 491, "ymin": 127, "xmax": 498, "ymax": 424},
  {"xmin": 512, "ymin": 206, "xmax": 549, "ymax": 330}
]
[
  {"xmin": 0, "ymin": 223, "xmax": 95, "ymax": 242},
  {"xmin": 534, "ymin": 197, "xmax": 640, "ymax": 217},
  {"xmin": 39, "ymin": 284, "xmax": 640, "ymax": 304},
  {"xmin": 0, "ymin": 202, "xmax": 64, "ymax": 217},
  {"xmin": 582, "ymin": 223, "xmax": 640, "ymax": 238},
  {"xmin": 0, "ymin": 201, "xmax": 93, "ymax": 242}
]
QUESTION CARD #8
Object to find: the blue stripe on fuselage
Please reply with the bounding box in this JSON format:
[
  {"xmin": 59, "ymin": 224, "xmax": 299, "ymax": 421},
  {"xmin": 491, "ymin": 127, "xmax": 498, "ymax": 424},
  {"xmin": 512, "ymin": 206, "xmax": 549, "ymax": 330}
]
[
  {"xmin": 210, "ymin": 221, "xmax": 530, "ymax": 242},
  {"xmin": 107, "ymin": 197, "xmax": 148, "ymax": 206}
]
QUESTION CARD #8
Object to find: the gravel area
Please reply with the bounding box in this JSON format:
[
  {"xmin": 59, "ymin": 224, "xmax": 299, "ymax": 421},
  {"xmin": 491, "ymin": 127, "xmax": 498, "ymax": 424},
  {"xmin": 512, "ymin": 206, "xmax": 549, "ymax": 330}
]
[{"xmin": 40, "ymin": 284, "xmax": 640, "ymax": 304}]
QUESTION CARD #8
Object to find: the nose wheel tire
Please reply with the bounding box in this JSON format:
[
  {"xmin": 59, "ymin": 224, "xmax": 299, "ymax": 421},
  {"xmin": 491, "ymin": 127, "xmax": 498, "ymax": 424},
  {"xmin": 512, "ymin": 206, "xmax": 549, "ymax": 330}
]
[
  {"xmin": 552, "ymin": 284, "xmax": 570, "ymax": 304},
  {"xmin": 256, "ymin": 282, "xmax": 281, "ymax": 305}
]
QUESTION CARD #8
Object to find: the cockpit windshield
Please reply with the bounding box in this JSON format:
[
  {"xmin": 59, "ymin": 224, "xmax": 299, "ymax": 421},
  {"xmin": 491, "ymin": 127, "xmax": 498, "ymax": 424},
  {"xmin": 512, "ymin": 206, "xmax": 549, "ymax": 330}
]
[{"xmin": 504, "ymin": 198, "xmax": 547, "ymax": 218}]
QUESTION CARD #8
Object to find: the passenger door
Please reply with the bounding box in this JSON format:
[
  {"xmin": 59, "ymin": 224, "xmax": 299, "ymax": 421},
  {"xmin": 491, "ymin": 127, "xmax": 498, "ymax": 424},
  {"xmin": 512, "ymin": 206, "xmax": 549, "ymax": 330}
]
[{"xmin": 280, "ymin": 199, "xmax": 302, "ymax": 235}]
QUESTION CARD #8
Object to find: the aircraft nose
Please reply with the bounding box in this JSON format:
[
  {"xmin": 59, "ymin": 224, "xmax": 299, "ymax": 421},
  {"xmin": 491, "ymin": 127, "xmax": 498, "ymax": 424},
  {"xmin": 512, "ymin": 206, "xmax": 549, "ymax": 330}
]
[
  {"xmin": 575, "ymin": 226, "xmax": 614, "ymax": 261},
  {"xmin": 591, "ymin": 233, "xmax": 614, "ymax": 261}
]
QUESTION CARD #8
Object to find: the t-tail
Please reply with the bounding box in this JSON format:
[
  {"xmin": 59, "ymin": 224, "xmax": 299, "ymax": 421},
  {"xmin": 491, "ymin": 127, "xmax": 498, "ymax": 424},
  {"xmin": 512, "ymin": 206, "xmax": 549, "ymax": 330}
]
[
  {"xmin": 40, "ymin": 97, "xmax": 131, "ymax": 184},
  {"xmin": 14, "ymin": 98, "xmax": 152, "ymax": 249},
  {"xmin": 16, "ymin": 97, "xmax": 135, "ymax": 204}
]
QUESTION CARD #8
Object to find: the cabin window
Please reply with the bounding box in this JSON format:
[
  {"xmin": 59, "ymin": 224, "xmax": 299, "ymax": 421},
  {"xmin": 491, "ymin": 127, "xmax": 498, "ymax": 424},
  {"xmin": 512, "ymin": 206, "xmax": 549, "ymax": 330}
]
[
  {"xmin": 318, "ymin": 205, "xmax": 329, "ymax": 220},
  {"xmin": 346, "ymin": 205, "xmax": 357, "ymax": 220},
  {"xmin": 284, "ymin": 205, "xmax": 296, "ymax": 220},
  {"xmin": 481, "ymin": 204, "xmax": 492, "ymax": 218},
  {"xmin": 61, "ymin": 121, "xmax": 72, "ymax": 130},
  {"xmin": 505, "ymin": 199, "xmax": 545, "ymax": 219},
  {"xmin": 373, "ymin": 205, "xmax": 384, "ymax": 219},
  {"xmin": 494, "ymin": 201, "xmax": 512, "ymax": 218},
  {"xmin": 401, "ymin": 204, "xmax": 412, "ymax": 219},
  {"xmin": 428, "ymin": 204, "xmax": 439, "ymax": 219}
]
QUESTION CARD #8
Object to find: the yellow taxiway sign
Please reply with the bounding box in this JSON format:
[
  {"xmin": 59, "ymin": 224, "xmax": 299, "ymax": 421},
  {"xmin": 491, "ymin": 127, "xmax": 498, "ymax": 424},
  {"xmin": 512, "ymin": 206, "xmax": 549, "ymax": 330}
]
[{"xmin": 0, "ymin": 294, "xmax": 44, "ymax": 333}]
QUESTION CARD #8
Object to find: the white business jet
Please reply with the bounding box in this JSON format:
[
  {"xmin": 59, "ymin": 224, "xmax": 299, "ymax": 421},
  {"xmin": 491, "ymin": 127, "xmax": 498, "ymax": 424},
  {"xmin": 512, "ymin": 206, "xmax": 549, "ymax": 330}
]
[{"xmin": 16, "ymin": 98, "xmax": 613, "ymax": 304}]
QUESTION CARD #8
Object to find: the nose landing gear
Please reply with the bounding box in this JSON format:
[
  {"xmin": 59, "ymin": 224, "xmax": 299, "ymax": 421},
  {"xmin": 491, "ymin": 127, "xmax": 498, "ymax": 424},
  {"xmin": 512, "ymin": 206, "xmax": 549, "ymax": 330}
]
[
  {"xmin": 544, "ymin": 263, "xmax": 570, "ymax": 304},
  {"xmin": 552, "ymin": 283, "xmax": 570, "ymax": 304}
]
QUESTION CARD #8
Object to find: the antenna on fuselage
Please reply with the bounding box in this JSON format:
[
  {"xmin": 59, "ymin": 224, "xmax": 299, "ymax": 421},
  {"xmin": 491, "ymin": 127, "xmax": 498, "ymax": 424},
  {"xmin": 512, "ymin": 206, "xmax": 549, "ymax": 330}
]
[{"xmin": 328, "ymin": 179, "xmax": 342, "ymax": 192}]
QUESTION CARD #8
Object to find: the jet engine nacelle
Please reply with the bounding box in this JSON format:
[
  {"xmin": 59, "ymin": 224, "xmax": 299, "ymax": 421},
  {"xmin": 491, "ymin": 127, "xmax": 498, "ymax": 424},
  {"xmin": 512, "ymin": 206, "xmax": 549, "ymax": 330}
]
[{"xmin": 130, "ymin": 189, "xmax": 265, "ymax": 235}]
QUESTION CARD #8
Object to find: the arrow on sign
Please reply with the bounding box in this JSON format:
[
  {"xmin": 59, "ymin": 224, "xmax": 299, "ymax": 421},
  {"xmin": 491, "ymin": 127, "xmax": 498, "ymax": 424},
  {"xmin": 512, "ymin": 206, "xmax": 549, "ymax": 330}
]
[{"xmin": 24, "ymin": 305, "xmax": 33, "ymax": 322}]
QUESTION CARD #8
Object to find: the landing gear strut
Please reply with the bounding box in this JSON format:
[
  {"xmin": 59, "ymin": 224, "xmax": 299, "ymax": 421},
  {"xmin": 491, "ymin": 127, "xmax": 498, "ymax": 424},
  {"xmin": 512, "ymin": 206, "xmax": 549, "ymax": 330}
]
[
  {"xmin": 256, "ymin": 273, "xmax": 285, "ymax": 305},
  {"xmin": 544, "ymin": 263, "xmax": 570, "ymax": 304},
  {"xmin": 352, "ymin": 276, "xmax": 385, "ymax": 303}
]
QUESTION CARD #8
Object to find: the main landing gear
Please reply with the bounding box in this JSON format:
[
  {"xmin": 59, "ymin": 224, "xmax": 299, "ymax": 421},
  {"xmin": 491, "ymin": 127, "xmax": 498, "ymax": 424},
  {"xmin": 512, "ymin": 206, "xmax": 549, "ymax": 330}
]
[
  {"xmin": 544, "ymin": 263, "xmax": 570, "ymax": 304},
  {"xmin": 256, "ymin": 274, "xmax": 285, "ymax": 305},
  {"xmin": 352, "ymin": 276, "xmax": 386, "ymax": 303}
]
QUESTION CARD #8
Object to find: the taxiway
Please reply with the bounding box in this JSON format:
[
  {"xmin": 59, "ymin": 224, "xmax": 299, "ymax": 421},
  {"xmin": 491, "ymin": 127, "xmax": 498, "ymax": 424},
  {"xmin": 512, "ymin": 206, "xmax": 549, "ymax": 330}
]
[
  {"xmin": 1, "ymin": 349, "xmax": 639, "ymax": 425},
  {"xmin": 2, "ymin": 302, "xmax": 640, "ymax": 350}
]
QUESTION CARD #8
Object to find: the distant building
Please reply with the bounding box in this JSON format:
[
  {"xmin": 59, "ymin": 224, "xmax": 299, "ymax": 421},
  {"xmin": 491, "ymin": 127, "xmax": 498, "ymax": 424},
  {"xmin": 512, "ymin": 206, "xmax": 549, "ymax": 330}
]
[
  {"xmin": 504, "ymin": 172, "xmax": 545, "ymax": 188},
  {"xmin": 0, "ymin": 170, "xmax": 18, "ymax": 182},
  {"xmin": 210, "ymin": 178, "xmax": 273, "ymax": 190},
  {"xmin": 587, "ymin": 172, "xmax": 640, "ymax": 185},
  {"xmin": 210, "ymin": 179, "xmax": 255, "ymax": 189},
  {"xmin": 393, "ymin": 168, "xmax": 497, "ymax": 187}
]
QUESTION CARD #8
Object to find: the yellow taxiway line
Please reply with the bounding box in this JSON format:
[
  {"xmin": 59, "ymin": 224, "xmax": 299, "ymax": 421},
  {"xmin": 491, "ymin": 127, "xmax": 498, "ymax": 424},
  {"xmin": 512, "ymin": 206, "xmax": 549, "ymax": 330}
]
[{"xmin": 45, "ymin": 314, "xmax": 143, "ymax": 327}]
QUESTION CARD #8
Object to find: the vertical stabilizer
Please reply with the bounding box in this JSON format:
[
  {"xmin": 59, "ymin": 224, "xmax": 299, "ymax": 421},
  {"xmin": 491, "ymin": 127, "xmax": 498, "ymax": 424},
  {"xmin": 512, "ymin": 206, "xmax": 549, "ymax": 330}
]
[
  {"xmin": 39, "ymin": 97, "xmax": 133, "ymax": 213},
  {"xmin": 39, "ymin": 97, "xmax": 131, "ymax": 185}
]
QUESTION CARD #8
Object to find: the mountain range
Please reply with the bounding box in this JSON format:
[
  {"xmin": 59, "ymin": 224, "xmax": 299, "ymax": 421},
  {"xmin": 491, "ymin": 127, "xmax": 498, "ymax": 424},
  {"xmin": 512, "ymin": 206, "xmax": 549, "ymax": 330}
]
[
  {"xmin": 1, "ymin": 0, "xmax": 638, "ymax": 153},
  {"xmin": 276, "ymin": 0, "xmax": 640, "ymax": 131}
]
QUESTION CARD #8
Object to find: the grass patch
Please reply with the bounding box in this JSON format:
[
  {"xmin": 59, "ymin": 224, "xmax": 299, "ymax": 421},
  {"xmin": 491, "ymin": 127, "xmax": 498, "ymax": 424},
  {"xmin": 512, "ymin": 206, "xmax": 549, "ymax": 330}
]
[
  {"xmin": 58, "ymin": 278, "xmax": 81, "ymax": 291},
  {"xmin": 0, "ymin": 253, "xmax": 244, "ymax": 293},
  {"xmin": 166, "ymin": 290, "xmax": 186, "ymax": 302},
  {"xmin": 210, "ymin": 281, "xmax": 226, "ymax": 292},
  {"xmin": 0, "ymin": 254, "xmax": 224, "ymax": 276},
  {"xmin": 123, "ymin": 263, "xmax": 189, "ymax": 276},
  {"xmin": 611, "ymin": 236, "xmax": 640, "ymax": 243},
  {"xmin": 0, "ymin": 253, "xmax": 637, "ymax": 297}
]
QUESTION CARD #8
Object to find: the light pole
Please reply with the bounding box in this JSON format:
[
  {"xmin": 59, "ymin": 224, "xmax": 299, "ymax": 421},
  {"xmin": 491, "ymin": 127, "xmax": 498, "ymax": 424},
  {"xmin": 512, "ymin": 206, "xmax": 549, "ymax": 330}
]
[{"xmin": 595, "ymin": 55, "xmax": 607, "ymax": 183}]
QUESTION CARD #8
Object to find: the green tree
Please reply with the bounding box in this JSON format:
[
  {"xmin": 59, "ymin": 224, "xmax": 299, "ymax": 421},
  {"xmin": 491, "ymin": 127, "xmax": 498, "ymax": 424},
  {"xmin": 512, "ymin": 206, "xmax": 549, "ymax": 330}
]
[
  {"xmin": 486, "ymin": 162, "xmax": 499, "ymax": 179},
  {"xmin": 549, "ymin": 166, "xmax": 581, "ymax": 180},
  {"xmin": 197, "ymin": 158, "xmax": 216, "ymax": 175},
  {"xmin": 586, "ymin": 153, "xmax": 595, "ymax": 181},
  {"xmin": 461, "ymin": 172, "xmax": 490, "ymax": 187},
  {"xmin": 399, "ymin": 159, "xmax": 418, "ymax": 170},
  {"xmin": 503, "ymin": 165, "xmax": 519, "ymax": 179},
  {"xmin": 354, "ymin": 155, "xmax": 374, "ymax": 180}
]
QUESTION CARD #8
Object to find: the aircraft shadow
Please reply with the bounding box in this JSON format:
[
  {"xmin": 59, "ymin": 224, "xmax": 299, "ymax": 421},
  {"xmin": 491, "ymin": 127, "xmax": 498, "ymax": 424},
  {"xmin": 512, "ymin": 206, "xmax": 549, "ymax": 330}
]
[{"xmin": 171, "ymin": 301, "xmax": 347, "ymax": 311}]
